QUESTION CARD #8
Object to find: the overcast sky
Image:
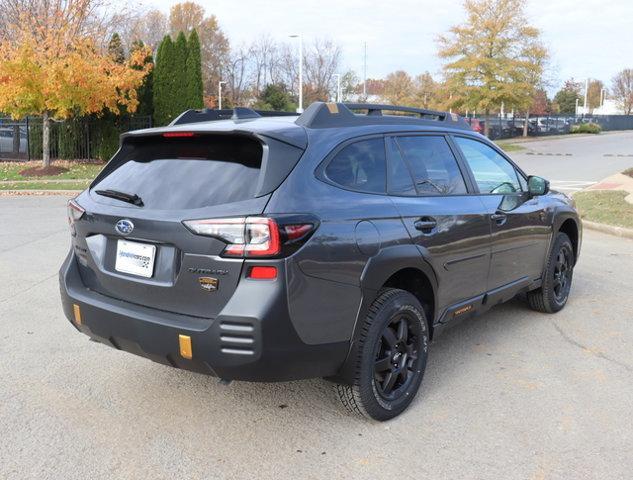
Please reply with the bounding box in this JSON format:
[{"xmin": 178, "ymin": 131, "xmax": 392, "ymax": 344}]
[{"xmin": 149, "ymin": 0, "xmax": 633, "ymax": 92}]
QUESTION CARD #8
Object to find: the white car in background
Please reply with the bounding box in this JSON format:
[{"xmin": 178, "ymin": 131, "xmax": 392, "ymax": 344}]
[{"xmin": 0, "ymin": 127, "xmax": 27, "ymax": 154}]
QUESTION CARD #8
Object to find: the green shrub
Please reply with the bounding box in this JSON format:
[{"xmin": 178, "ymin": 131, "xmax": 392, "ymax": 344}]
[
  {"xmin": 57, "ymin": 119, "xmax": 85, "ymax": 159},
  {"xmin": 570, "ymin": 122, "xmax": 601, "ymax": 134},
  {"xmin": 28, "ymin": 121, "xmax": 43, "ymax": 159},
  {"xmin": 90, "ymin": 119, "xmax": 120, "ymax": 161}
]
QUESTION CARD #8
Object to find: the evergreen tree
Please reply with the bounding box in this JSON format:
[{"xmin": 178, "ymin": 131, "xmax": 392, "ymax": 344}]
[
  {"xmin": 254, "ymin": 84, "xmax": 294, "ymax": 111},
  {"xmin": 173, "ymin": 31, "xmax": 189, "ymax": 115},
  {"xmin": 185, "ymin": 29, "xmax": 204, "ymax": 109},
  {"xmin": 153, "ymin": 35, "xmax": 177, "ymax": 125},
  {"xmin": 108, "ymin": 33, "xmax": 125, "ymax": 64},
  {"xmin": 553, "ymin": 79, "xmax": 582, "ymax": 115}
]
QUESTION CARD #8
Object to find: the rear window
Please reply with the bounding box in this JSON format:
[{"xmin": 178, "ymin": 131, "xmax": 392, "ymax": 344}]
[{"xmin": 92, "ymin": 135, "xmax": 263, "ymax": 209}]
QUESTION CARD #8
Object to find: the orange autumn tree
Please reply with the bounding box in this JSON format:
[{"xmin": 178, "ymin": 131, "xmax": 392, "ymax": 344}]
[{"xmin": 0, "ymin": 14, "xmax": 151, "ymax": 168}]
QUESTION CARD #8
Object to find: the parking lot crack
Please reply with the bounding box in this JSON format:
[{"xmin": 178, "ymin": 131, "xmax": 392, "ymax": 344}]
[{"xmin": 552, "ymin": 321, "xmax": 633, "ymax": 373}]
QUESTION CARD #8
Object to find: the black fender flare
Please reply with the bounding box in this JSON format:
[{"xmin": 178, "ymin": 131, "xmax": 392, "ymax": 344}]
[
  {"xmin": 550, "ymin": 210, "xmax": 582, "ymax": 264},
  {"xmin": 332, "ymin": 244, "xmax": 438, "ymax": 384}
]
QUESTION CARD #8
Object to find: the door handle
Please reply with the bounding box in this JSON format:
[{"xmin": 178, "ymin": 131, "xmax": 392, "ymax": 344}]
[
  {"xmin": 414, "ymin": 217, "xmax": 437, "ymax": 232},
  {"xmin": 490, "ymin": 213, "xmax": 507, "ymax": 225}
]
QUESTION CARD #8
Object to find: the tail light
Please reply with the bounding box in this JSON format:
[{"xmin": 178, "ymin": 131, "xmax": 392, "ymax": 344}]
[
  {"xmin": 67, "ymin": 199, "xmax": 85, "ymax": 235},
  {"xmin": 183, "ymin": 215, "xmax": 317, "ymax": 258}
]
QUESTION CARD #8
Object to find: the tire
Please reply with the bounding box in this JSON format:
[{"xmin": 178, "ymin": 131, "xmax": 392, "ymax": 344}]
[
  {"xmin": 527, "ymin": 232, "xmax": 575, "ymax": 313},
  {"xmin": 336, "ymin": 288, "xmax": 429, "ymax": 421}
]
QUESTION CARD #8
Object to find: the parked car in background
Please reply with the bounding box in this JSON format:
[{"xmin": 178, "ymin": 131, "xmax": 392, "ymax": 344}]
[
  {"xmin": 468, "ymin": 117, "xmax": 484, "ymax": 134},
  {"xmin": 0, "ymin": 127, "xmax": 27, "ymax": 153}
]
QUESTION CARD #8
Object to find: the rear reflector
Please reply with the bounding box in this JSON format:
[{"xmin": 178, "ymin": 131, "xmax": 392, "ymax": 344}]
[
  {"xmin": 248, "ymin": 266, "xmax": 277, "ymax": 280},
  {"xmin": 179, "ymin": 334, "xmax": 193, "ymax": 359},
  {"xmin": 162, "ymin": 132, "xmax": 195, "ymax": 138},
  {"xmin": 72, "ymin": 304, "xmax": 82, "ymax": 325}
]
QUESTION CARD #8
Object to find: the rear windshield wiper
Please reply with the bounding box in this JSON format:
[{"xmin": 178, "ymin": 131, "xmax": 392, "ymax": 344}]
[{"xmin": 95, "ymin": 189, "xmax": 144, "ymax": 207}]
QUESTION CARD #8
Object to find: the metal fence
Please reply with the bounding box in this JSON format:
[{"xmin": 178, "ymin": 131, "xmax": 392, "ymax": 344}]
[
  {"xmin": 2, "ymin": 113, "xmax": 632, "ymax": 159},
  {"xmin": 0, "ymin": 116, "xmax": 152, "ymax": 161},
  {"xmin": 463, "ymin": 114, "xmax": 633, "ymax": 140}
]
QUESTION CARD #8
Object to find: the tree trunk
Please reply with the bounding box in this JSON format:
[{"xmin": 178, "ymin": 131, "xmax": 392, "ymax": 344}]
[
  {"xmin": 483, "ymin": 109, "xmax": 490, "ymax": 137},
  {"xmin": 42, "ymin": 112, "xmax": 50, "ymax": 168},
  {"xmin": 12, "ymin": 124, "xmax": 20, "ymax": 155},
  {"xmin": 523, "ymin": 111, "xmax": 529, "ymax": 137}
]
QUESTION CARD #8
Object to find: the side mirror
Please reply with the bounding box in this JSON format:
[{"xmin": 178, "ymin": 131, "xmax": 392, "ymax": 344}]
[{"xmin": 527, "ymin": 175, "xmax": 549, "ymax": 196}]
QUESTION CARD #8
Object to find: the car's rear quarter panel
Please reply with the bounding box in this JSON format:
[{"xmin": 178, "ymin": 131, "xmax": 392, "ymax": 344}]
[{"xmin": 267, "ymin": 129, "xmax": 412, "ymax": 346}]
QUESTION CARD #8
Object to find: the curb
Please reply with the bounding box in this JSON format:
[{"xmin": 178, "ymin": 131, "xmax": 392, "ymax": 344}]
[
  {"xmin": 0, "ymin": 189, "xmax": 81, "ymax": 196},
  {"xmin": 582, "ymin": 220, "xmax": 633, "ymax": 240}
]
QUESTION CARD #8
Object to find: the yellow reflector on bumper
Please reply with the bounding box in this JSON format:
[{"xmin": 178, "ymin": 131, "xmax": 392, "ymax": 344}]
[
  {"xmin": 73, "ymin": 304, "xmax": 82, "ymax": 325},
  {"xmin": 179, "ymin": 334, "xmax": 193, "ymax": 359}
]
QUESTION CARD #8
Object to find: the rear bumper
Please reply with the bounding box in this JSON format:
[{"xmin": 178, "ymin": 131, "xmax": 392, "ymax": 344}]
[{"xmin": 59, "ymin": 252, "xmax": 348, "ymax": 382}]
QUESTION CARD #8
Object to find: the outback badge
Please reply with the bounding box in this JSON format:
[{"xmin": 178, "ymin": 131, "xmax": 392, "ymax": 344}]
[{"xmin": 198, "ymin": 277, "xmax": 218, "ymax": 292}]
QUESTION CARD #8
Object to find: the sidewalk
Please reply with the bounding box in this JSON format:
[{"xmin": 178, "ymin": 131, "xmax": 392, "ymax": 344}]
[{"xmin": 587, "ymin": 172, "xmax": 633, "ymax": 204}]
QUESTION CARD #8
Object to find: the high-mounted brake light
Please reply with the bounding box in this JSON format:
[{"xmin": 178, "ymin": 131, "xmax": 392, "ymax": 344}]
[
  {"xmin": 183, "ymin": 216, "xmax": 316, "ymax": 258},
  {"xmin": 162, "ymin": 132, "xmax": 195, "ymax": 138}
]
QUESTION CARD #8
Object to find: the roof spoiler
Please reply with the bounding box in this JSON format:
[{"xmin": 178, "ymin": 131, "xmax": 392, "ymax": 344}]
[
  {"xmin": 295, "ymin": 102, "xmax": 470, "ymax": 130},
  {"xmin": 170, "ymin": 108, "xmax": 297, "ymax": 126}
]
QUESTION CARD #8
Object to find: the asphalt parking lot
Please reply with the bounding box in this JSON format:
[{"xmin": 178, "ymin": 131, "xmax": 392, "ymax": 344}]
[
  {"xmin": 509, "ymin": 130, "xmax": 633, "ymax": 192},
  {"xmin": 1, "ymin": 195, "xmax": 632, "ymax": 480}
]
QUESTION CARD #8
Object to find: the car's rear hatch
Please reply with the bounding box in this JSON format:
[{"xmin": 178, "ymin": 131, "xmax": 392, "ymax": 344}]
[{"xmin": 72, "ymin": 129, "xmax": 305, "ymax": 318}]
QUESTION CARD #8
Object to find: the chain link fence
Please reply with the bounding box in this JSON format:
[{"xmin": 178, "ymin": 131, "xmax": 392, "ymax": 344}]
[
  {"xmin": 463, "ymin": 114, "xmax": 633, "ymax": 140},
  {"xmin": 0, "ymin": 116, "xmax": 152, "ymax": 161}
]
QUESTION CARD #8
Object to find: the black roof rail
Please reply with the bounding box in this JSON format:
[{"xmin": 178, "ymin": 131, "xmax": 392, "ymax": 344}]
[
  {"xmin": 254, "ymin": 110, "xmax": 298, "ymax": 117},
  {"xmin": 170, "ymin": 108, "xmax": 297, "ymax": 126},
  {"xmin": 295, "ymin": 102, "xmax": 470, "ymax": 130}
]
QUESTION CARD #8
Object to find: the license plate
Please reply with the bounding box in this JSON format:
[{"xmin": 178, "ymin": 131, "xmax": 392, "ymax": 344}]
[{"xmin": 115, "ymin": 240, "xmax": 156, "ymax": 278}]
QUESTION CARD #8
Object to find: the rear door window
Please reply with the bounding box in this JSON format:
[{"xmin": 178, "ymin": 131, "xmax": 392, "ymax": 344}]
[
  {"xmin": 394, "ymin": 136, "xmax": 467, "ymax": 195},
  {"xmin": 324, "ymin": 137, "xmax": 386, "ymax": 193},
  {"xmin": 92, "ymin": 135, "xmax": 263, "ymax": 209}
]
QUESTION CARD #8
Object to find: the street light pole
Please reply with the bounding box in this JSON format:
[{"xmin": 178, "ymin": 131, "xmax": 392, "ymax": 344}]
[
  {"xmin": 218, "ymin": 81, "xmax": 226, "ymax": 110},
  {"xmin": 289, "ymin": 34, "xmax": 303, "ymax": 113},
  {"xmin": 333, "ymin": 74, "xmax": 341, "ymax": 102}
]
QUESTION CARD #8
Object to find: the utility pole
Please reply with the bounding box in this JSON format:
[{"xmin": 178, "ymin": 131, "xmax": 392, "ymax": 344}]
[
  {"xmin": 583, "ymin": 78, "xmax": 589, "ymax": 114},
  {"xmin": 218, "ymin": 81, "xmax": 226, "ymax": 110},
  {"xmin": 363, "ymin": 41, "xmax": 367, "ymax": 98},
  {"xmin": 332, "ymin": 74, "xmax": 341, "ymax": 102}
]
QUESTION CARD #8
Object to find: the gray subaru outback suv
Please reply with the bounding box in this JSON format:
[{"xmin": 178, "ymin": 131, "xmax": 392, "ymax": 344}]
[{"xmin": 60, "ymin": 102, "xmax": 581, "ymax": 420}]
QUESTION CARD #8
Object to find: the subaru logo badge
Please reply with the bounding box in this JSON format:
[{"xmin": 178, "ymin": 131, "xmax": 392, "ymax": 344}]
[{"xmin": 115, "ymin": 219, "xmax": 134, "ymax": 235}]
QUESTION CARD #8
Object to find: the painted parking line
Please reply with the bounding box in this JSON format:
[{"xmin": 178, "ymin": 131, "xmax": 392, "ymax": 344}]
[{"xmin": 549, "ymin": 180, "xmax": 596, "ymax": 191}]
